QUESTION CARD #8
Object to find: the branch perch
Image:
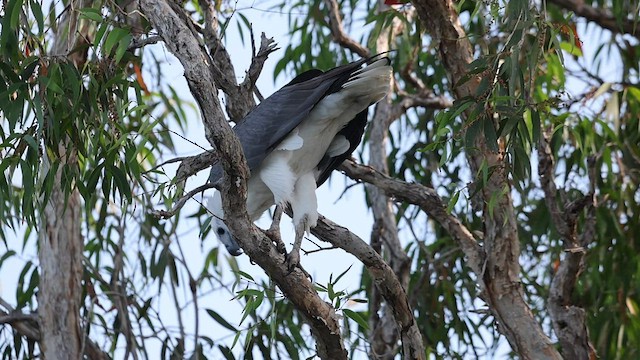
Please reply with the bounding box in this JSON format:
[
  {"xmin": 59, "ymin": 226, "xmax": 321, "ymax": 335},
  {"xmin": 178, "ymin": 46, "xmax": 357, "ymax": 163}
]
[{"xmin": 139, "ymin": 1, "xmax": 347, "ymax": 357}]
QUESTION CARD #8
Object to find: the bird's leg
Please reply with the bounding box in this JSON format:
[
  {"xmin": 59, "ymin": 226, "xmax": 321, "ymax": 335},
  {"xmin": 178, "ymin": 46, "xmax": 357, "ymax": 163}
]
[
  {"xmin": 265, "ymin": 205, "xmax": 286, "ymax": 254},
  {"xmin": 285, "ymin": 214, "xmax": 307, "ymax": 273},
  {"xmin": 285, "ymin": 173, "xmax": 318, "ymax": 274}
]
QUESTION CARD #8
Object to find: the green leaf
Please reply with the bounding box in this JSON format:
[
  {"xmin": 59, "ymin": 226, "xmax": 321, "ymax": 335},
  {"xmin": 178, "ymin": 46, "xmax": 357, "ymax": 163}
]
[
  {"xmin": 104, "ymin": 28, "xmax": 129, "ymax": 57},
  {"xmin": 483, "ymin": 118, "xmax": 499, "ymax": 151},
  {"xmin": 30, "ymin": 0, "xmax": 45, "ymax": 34},
  {"xmin": 78, "ymin": 7, "xmax": 105, "ymax": 23},
  {"xmin": 10, "ymin": 0, "xmax": 25, "ymax": 29},
  {"xmin": 206, "ymin": 309, "xmax": 238, "ymax": 332},
  {"xmin": 343, "ymin": 309, "xmax": 369, "ymax": 330},
  {"xmin": 447, "ymin": 190, "xmax": 461, "ymax": 214},
  {"xmin": 108, "ymin": 164, "xmax": 132, "ymax": 202},
  {"xmin": 218, "ymin": 345, "xmax": 235, "ymax": 360},
  {"xmin": 114, "ymin": 33, "xmax": 132, "ymax": 63},
  {"xmin": 0, "ymin": 250, "xmax": 16, "ymax": 267},
  {"xmin": 332, "ymin": 264, "xmax": 352, "ymax": 285}
]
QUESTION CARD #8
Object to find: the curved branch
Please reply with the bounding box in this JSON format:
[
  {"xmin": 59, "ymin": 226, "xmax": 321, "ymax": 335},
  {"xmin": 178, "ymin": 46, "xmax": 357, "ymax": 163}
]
[
  {"xmin": 339, "ymin": 159, "xmax": 483, "ymax": 272},
  {"xmin": 310, "ymin": 215, "xmax": 424, "ymax": 360},
  {"xmin": 139, "ymin": 1, "xmax": 347, "ymax": 357},
  {"xmin": 548, "ymin": 0, "xmax": 639, "ymax": 39},
  {"xmin": 323, "ymin": 0, "xmax": 370, "ymax": 57}
]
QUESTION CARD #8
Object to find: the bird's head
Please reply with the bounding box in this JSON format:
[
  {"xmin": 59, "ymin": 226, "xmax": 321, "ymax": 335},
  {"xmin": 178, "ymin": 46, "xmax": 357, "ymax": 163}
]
[{"xmin": 206, "ymin": 192, "xmax": 243, "ymax": 256}]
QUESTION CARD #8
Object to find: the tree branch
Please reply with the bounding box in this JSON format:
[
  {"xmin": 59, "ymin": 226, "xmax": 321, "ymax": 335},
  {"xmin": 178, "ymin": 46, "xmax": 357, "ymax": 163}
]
[
  {"xmin": 548, "ymin": 0, "xmax": 639, "ymax": 39},
  {"xmin": 539, "ymin": 131, "xmax": 598, "ymax": 360},
  {"xmin": 239, "ymin": 32, "xmax": 279, "ymax": 95},
  {"xmin": 139, "ymin": 2, "xmax": 347, "ymax": 357},
  {"xmin": 323, "ymin": 0, "xmax": 370, "ymax": 57},
  {"xmin": 340, "ymin": 159, "xmax": 483, "ymax": 272},
  {"xmin": 310, "ymin": 214, "xmax": 425, "ymax": 360},
  {"xmin": 390, "ymin": 91, "xmax": 454, "ymax": 120},
  {"xmin": 197, "ymin": 0, "xmax": 277, "ymax": 122}
]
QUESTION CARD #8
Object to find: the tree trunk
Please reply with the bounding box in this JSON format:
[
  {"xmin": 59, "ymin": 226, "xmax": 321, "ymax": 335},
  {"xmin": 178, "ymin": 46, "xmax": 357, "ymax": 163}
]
[
  {"xmin": 37, "ymin": 153, "xmax": 83, "ymax": 359},
  {"xmin": 37, "ymin": 2, "xmax": 89, "ymax": 358}
]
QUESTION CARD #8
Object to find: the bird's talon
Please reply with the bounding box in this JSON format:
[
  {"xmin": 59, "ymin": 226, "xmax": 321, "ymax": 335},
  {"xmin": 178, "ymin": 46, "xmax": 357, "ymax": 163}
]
[
  {"xmin": 276, "ymin": 241, "xmax": 287, "ymax": 254},
  {"xmin": 285, "ymin": 251, "xmax": 301, "ymax": 274}
]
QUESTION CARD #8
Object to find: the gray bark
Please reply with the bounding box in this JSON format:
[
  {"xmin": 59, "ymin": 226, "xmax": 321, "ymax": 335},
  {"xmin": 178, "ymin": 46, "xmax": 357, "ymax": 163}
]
[{"xmin": 37, "ymin": 2, "xmax": 90, "ymax": 358}]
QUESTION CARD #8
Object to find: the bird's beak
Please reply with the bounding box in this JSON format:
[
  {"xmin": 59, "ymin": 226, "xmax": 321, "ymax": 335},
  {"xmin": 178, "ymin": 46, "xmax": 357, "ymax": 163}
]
[{"xmin": 228, "ymin": 247, "xmax": 244, "ymax": 256}]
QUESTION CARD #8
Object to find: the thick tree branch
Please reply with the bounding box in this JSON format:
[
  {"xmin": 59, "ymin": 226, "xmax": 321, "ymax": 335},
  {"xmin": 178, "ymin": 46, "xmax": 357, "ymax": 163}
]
[
  {"xmin": 340, "ymin": 159, "xmax": 483, "ymax": 272},
  {"xmin": 548, "ymin": 0, "xmax": 639, "ymax": 39},
  {"xmin": 139, "ymin": 2, "xmax": 347, "ymax": 357},
  {"xmin": 323, "ymin": 0, "xmax": 370, "ymax": 57},
  {"xmin": 412, "ymin": 0, "xmax": 562, "ymax": 358},
  {"xmin": 539, "ymin": 132, "xmax": 597, "ymax": 360},
  {"xmin": 173, "ymin": 151, "xmax": 218, "ymax": 184},
  {"xmin": 311, "ymin": 215, "xmax": 424, "ymax": 360}
]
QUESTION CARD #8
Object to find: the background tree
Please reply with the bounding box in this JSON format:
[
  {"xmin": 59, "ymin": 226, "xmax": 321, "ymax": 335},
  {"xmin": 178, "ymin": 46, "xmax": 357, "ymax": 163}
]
[{"xmin": 1, "ymin": 0, "xmax": 639, "ymax": 359}]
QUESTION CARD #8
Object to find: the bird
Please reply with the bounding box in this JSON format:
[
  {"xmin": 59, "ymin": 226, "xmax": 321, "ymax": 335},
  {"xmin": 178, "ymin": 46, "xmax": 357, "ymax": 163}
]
[{"xmin": 206, "ymin": 53, "xmax": 392, "ymax": 270}]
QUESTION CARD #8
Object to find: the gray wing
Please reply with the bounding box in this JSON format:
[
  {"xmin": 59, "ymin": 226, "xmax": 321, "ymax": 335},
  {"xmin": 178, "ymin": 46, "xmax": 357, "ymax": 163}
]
[{"xmin": 208, "ymin": 57, "xmax": 372, "ymax": 185}]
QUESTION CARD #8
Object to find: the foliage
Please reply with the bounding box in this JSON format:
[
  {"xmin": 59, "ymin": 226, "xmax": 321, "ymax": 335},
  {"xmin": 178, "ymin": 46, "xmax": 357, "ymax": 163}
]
[{"xmin": 0, "ymin": 0, "xmax": 639, "ymax": 359}]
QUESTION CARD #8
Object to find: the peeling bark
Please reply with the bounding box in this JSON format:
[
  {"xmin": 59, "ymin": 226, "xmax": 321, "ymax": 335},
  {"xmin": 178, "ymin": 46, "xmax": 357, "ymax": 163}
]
[{"xmin": 38, "ymin": 148, "xmax": 84, "ymax": 360}]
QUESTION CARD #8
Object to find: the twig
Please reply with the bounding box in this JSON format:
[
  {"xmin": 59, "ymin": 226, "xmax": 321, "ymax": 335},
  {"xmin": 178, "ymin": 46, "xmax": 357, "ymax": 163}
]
[
  {"xmin": 152, "ymin": 182, "xmax": 214, "ymax": 219},
  {"xmin": 240, "ymin": 32, "xmax": 279, "ymax": 95},
  {"xmin": 128, "ymin": 35, "xmax": 161, "ymax": 50},
  {"xmin": 389, "ymin": 91, "xmax": 454, "ymax": 121}
]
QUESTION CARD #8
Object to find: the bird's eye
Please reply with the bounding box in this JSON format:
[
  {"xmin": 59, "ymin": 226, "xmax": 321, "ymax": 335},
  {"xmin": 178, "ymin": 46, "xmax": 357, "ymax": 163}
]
[{"xmin": 216, "ymin": 227, "xmax": 226, "ymax": 235}]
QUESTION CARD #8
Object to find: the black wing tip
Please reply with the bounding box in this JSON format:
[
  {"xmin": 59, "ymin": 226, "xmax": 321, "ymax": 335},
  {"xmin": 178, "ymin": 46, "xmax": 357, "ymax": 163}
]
[{"xmin": 365, "ymin": 50, "xmax": 394, "ymax": 64}]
